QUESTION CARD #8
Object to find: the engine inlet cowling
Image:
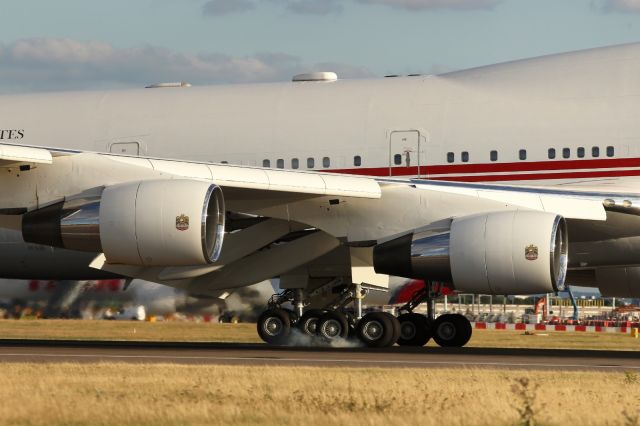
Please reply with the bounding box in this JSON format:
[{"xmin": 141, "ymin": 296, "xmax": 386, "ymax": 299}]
[
  {"xmin": 373, "ymin": 211, "xmax": 568, "ymax": 295},
  {"xmin": 22, "ymin": 179, "xmax": 225, "ymax": 266}
]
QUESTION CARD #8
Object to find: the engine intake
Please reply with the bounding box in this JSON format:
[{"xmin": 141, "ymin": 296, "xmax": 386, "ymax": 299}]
[
  {"xmin": 374, "ymin": 211, "xmax": 568, "ymax": 294},
  {"xmin": 22, "ymin": 180, "xmax": 225, "ymax": 266}
]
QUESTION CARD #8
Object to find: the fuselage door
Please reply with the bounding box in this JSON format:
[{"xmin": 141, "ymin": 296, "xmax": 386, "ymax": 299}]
[
  {"xmin": 109, "ymin": 141, "xmax": 140, "ymax": 156},
  {"xmin": 389, "ymin": 130, "xmax": 420, "ymax": 177}
]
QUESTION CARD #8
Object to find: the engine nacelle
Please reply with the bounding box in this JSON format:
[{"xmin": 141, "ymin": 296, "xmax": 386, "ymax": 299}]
[
  {"xmin": 374, "ymin": 211, "xmax": 568, "ymax": 295},
  {"xmin": 22, "ymin": 179, "xmax": 225, "ymax": 266}
]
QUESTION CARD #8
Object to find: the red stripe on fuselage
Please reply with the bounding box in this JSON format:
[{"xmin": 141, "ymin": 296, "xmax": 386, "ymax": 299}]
[
  {"xmin": 326, "ymin": 157, "xmax": 640, "ymax": 181},
  {"xmin": 428, "ymin": 168, "xmax": 640, "ymax": 182}
]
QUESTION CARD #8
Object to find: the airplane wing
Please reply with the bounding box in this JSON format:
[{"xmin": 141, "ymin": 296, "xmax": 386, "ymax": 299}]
[
  {"xmin": 0, "ymin": 148, "xmax": 637, "ymax": 299},
  {"xmin": 0, "ymin": 143, "xmax": 52, "ymax": 167}
]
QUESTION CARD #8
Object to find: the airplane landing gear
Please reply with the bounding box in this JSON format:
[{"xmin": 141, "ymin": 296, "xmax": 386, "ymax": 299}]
[
  {"xmin": 356, "ymin": 311, "xmax": 400, "ymax": 348},
  {"xmin": 395, "ymin": 281, "xmax": 473, "ymax": 348},
  {"xmin": 432, "ymin": 313, "xmax": 472, "ymax": 347},
  {"xmin": 298, "ymin": 309, "xmax": 326, "ymax": 337},
  {"xmin": 316, "ymin": 310, "xmax": 349, "ymax": 341},
  {"xmin": 257, "ymin": 280, "xmax": 472, "ymax": 348},
  {"xmin": 396, "ymin": 312, "xmax": 430, "ymax": 346},
  {"xmin": 256, "ymin": 289, "xmax": 301, "ymax": 345},
  {"xmin": 257, "ymin": 308, "xmax": 291, "ymax": 345}
]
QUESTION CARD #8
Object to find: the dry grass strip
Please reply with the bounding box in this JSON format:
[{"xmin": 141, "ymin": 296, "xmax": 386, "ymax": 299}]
[{"xmin": 0, "ymin": 363, "xmax": 638, "ymax": 426}]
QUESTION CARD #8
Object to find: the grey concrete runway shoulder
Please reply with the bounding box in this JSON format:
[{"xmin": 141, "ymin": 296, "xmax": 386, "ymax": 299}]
[{"xmin": 0, "ymin": 340, "xmax": 638, "ymax": 370}]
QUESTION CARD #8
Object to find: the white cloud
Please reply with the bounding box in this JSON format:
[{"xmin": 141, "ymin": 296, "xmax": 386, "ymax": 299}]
[
  {"xmin": 599, "ymin": 0, "xmax": 640, "ymax": 13},
  {"xmin": 0, "ymin": 38, "xmax": 374, "ymax": 93},
  {"xmin": 356, "ymin": 0, "xmax": 501, "ymax": 10}
]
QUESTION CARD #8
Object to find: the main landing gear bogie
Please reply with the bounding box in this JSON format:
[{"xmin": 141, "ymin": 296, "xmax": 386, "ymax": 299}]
[{"xmin": 256, "ymin": 281, "xmax": 474, "ymax": 348}]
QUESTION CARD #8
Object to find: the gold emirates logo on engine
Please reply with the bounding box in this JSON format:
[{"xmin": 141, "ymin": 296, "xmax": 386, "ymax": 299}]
[
  {"xmin": 176, "ymin": 214, "xmax": 189, "ymax": 231},
  {"xmin": 525, "ymin": 244, "xmax": 538, "ymax": 261}
]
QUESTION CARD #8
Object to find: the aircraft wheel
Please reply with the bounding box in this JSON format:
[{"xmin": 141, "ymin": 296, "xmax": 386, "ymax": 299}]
[
  {"xmin": 297, "ymin": 309, "xmax": 326, "ymax": 337},
  {"xmin": 316, "ymin": 310, "xmax": 349, "ymax": 341},
  {"xmin": 356, "ymin": 312, "xmax": 396, "ymax": 348},
  {"xmin": 257, "ymin": 308, "xmax": 291, "ymax": 345},
  {"xmin": 382, "ymin": 312, "xmax": 401, "ymax": 346},
  {"xmin": 396, "ymin": 313, "xmax": 431, "ymax": 346},
  {"xmin": 432, "ymin": 314, "xmax": 472, "ymax": 347}
]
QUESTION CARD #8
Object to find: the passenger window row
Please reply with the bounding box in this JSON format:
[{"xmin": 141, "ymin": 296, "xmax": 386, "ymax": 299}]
[
  {"xmin": 446, "ymin": 151, "xmax": 470, "ymax": 163},
  {"xmin": 548, "ymin": 146, "xmax": 614, "ymax": 159},
  {"xmin": 262, "ymin": 156, "xmax": 363, "ymax": 169},
  {"xmin": 445, "ymin": 146, "xmax": 616, "ymax": 163}
]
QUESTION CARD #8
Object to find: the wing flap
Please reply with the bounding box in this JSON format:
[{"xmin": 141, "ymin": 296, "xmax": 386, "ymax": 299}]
[
  {"xmin": 0, "ymin": 143, "xmax": 52, "ymax": 166},
  {"xmin": 411, "ymin": 180, "xmax": 607, "ymax": 220}
]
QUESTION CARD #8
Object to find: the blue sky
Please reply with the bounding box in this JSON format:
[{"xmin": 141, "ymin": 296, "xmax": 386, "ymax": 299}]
[{"xmin": 1, "ymin": 0, "xmax": 640, "ymax": 92}]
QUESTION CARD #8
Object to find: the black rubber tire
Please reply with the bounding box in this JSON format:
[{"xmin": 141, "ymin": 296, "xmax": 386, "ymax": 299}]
[
  {"xmin": 282, "ymin": 308, "xmax": 298, "ymax": 325},
  {"xmin": 257, "ymin": 309, "xmax": 291, "ymax": 345},
  {"xmin": 454, "ymin": 314, "xmax": 473, "ymax": 347},
  {"xmin": 382, "ymin": 312, "xmax": 401, "ymax": 347},
  {"xmin": 316, "ymin": 310, "xmax": 349, "ymax": 340},
  {"xmin": 432, "ymin": 314, "xmax": 473, "ymax": 347},
  {"xmin": 356, "ymin": 311, "xmax": 396, "ymax": 348},
  {"xmin": 396, "ymin": 313, "xmax": 431, "ymax": 346},
  {"xmin": 297, "ymin": 309, "xmax": 326, "ymax": 337}
]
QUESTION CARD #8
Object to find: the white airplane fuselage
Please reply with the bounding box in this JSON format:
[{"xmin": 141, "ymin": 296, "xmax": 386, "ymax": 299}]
[{"xmin": 1, "ymin": 44, "xmax": 639, "ymax": 189}]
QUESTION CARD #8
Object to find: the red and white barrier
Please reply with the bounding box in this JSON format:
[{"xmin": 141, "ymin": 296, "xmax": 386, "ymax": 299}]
[{"xmin": 471, "ymin": 322, "xmax": 638, "ymax": 333}]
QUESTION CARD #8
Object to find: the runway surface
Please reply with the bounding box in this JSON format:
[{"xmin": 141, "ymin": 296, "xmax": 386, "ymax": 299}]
[{"xmin": 0, "ymin": 339, "xmax": 638, "ymax": 370}]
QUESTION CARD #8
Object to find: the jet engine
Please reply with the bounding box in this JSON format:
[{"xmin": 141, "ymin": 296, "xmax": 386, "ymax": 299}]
[
  {"xmin": 374, "ymin": 211, "xmax": 568, "ymax": 295},
  {"xmin": 22, "ymin": 179, "xmax": 225, "ymax": 266}
]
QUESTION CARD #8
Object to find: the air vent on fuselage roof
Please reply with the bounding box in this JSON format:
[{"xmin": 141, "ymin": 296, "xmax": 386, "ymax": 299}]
[
  {"xmin": 292, "ymin": 72, "xmax": 338, "ymax": 82},
  {"xmin": 145, "ymin": 81, "xmax": 192, "ymax": 88}
]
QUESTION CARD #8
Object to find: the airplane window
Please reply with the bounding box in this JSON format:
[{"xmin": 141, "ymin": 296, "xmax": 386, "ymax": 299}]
[
  {"xmin": 277, "ymin": 159, "xmax": 284, "ymax": 168},
  {"xmin": 592, "ymin": 146, "xmax": 600, "ymax": 157},
  {"xmin": 607, "ymin": 146, "xmax": 615, "ymax": 157},
  {"xmin": 519, "ymin": 149, "xmax": 527, "ymax": 161},
  {"xmin": 393, "ymin": 154, "xmax": 402, "ymax": 165},
  {"xmin": 323, "ymin": 157, "xmax": 330, "ymax": 168},
  {"xmin": 447, "ymin": 152, "xmax": 454, "ymax": 163},
  {"xmin": 292, "ymin": 158, "xmax": 299, "ymax": 169},
  {"xmin": 354, "ymin": 155, "xmax": 362, "ymax": 167},
  {"xmin": 461, "ymin": 151, "xmax": 469, "ymax": 163},
  {"xmin": 562, "ymin": 148, "xmax": 570, "ymax": 159},
  {"xmin": 548, "ymin": 148, "xmax": 556, "ymax": 159},
  {"xmin": 263, "ymin": 159, "xmax": 270, "ymax": 168},
  {"xmin": 307, "ymin": 158, "xmax": 315, "ymax": 168},
  {"xmin": 577, "ymin": 147, "xmax": 585, "ymax": 158},
  {"xmin": 490, "ymin": 150, "xmax": 498, "ymax": 162}
]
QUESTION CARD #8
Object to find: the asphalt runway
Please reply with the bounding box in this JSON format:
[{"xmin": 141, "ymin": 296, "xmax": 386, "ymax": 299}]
[{"xmin": 0, "ymin": 339, "xmax": 638, "ymax": 370}]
